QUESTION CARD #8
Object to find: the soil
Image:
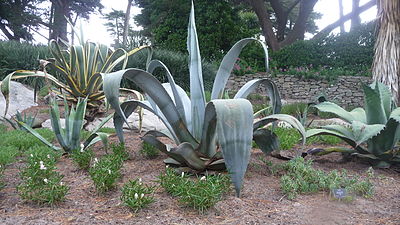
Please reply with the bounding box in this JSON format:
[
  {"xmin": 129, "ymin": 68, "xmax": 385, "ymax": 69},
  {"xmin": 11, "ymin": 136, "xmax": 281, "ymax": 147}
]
[{"xmin": 1, "ymin": 105, "xmax": 400, "ymax": 225}]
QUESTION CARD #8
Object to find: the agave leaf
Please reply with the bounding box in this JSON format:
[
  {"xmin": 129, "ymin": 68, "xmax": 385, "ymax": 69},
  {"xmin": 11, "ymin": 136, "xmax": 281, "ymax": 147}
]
[
  {"xmin": 84, "ymin": 132, "xmax": 109, "ymax": 150},
  {"xmin": 196, "ymin": 102, "xmax": 217, "ymax": 157},
  {"xmin": 371, "ymin": 81, "xmax": 392, "ymax": 119},
  {"xmin": 314, "ymin": 102, "xmax": 357, "ymax": 123},
  {"xmin": 368, "ymin": 107, "xmax": 400, "ymax": 155},
  {"xmin": 363, "ymin": 84, "xmax": 387, "ymax": 124},
  {"xmin": 254, "ymin": 114, "xmax": 306, "ymax": 145},
  {"xmin": 211, "ymin": 38, "xmax": 269, "ymax": 100},
  {"xmin": 188, "ymin": 2, "xmax": 206, "ymax": 140},
  {"xmin": 306, "ymin": 128, "xmax": 369, "ymax": 154},
  {"xmin": 207, "ymin": 99, "xmax": 253, "ymax": 197},
  {"xmin": 254, "ymin": 106, "xmax": 272, "ymax": 118},
  {"xmin": 147, "ymin": 60, "xmax": 190, "ymax": 127},
  {"xmin": 349, "ymin": 108, "xmax": 367, "ymax": 123},
  {"xmin": 234, "ymin": 78, "xmax": 281, "ymax": 114},
  {"xmin": 102, "ymin": 69, "xmax": 197, "ymax": 146},
  {"xmin": 50, "ymin": 99, "xmax": 69, "ymax": 151},
  {"xmin": 307, "ymin": 147, "xmax": 356, "ymax": 156},
  {"xmin": 70, "ymin": 98, "xmax": 87, "ymax": 151},
  {"xmin": 89, "ymin": 113, "xmax": 114, "ymax": 136},
  {"xmin": 18, "ymin": 121, "xmax": 61, "ymax": 151},
  {"xmin": 321, "ymin": 125, "xmax": 355, "ymax": 139},
  {"xmin": 351, "ymin": 121, "xmax": 385, "ymax": 146},
  {"xmin": 141, "ymin": 134, "xmax": 205, "ymax": 170},
  {"xmin": 253, "ymin": 128, "xmax": 280, "ymax": 155}
]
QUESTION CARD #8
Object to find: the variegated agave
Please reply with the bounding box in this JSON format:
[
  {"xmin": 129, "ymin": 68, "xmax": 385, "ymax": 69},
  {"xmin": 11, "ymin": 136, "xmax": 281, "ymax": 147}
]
[
  {"xmin": 103, "ymin": 1, "xmax": 305, "ymax": 196},
  {"xmin": 0, "ymin": 30, "xmax": 148, "ymax": 117},
  {"xmin": 306, "ymin": 82, "xmax": 400, "ymax": 168}
]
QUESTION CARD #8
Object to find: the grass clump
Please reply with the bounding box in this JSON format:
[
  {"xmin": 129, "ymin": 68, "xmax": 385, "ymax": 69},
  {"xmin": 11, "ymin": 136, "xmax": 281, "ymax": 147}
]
[
  {"xmin": 0, "ymin": 146, "xmax": 19, "ymax": 166},
  {"xmin": 275, "ymin": 157, "xmax": 374, "ymax": 200},
  {"xmin": 158, "ymin": 168, "xmax": 230, "ymax": 213},
  {"xmin": 17, "ymin": 147, "xmax": 68, "ymax": 205},
  {"xmin": 273, "ymin": 128, "xmax": 301, "ymax": 150},
  {"xmin": 71, "ymin": 148, "xmax": 94, "ymax": 170},
  {"xmin": 89, "ymin": 154, "xmax": 123, "ymax": 193},
  {"xmin": 111, "ymin": 143, "xmax": 129, "ymax": 162},
  {"xmin": 306, "ymin": 135, "xmax": 342, "ymax": 145},
  {"xmin": 140, "ymin": 142, "xmax": 159, "ymax": 159},
  {"xmin": 0, "ymin": 128, "xmax": 55, "ymax": 150},
  {"xmin": 121, "ymin": 178, "xmax": 156, "ymax": 212}
]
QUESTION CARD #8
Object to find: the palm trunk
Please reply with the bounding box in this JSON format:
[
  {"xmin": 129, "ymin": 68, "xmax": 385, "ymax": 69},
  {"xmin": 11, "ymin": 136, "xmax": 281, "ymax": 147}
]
[{"xmin": 372, "ymin": 0, "xmax": 400, "ymax": 103}]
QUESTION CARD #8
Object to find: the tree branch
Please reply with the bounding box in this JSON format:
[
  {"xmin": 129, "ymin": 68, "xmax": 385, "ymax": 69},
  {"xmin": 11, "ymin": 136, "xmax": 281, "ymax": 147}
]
[{"xmin": 314, "ymin": 0, "xmax": 376, "ymax": 39}]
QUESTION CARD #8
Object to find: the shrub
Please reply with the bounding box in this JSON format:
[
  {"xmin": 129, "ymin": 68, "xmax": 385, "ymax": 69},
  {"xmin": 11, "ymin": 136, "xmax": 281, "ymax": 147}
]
[
  {"xmin": 89, "ymin": 155, "xmax": 123, "ymax": 193},
  {"xmin": 121, "ymin": 178, "xmax": 156, "ymax": 212},
  {"xmin": 140, "ymin": 142, "xmax": 159, "ymax": 159},
  {"xmin": 158, "ymin": 168, "xmax": 230, "ymax": 212},
  {"xmin": 18, "ymin": 148, "xmax": 68, "ymax": 204},
  {"xmin": 71, "ymin": 148, "xmax": 94, "ymax": 171},
  {"xmin": 276, "ymin": 157, "xmax": 374, "ymax": 200}
]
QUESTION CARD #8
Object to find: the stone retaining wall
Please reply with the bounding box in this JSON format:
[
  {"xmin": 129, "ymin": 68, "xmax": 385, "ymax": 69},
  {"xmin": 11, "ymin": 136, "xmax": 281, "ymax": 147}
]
[{"xmin": 226, "ymin": 73, "xmax": 372, "ymax": 106}]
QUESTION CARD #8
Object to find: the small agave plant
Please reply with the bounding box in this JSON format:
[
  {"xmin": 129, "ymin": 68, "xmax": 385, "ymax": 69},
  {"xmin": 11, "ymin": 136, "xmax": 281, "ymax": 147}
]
[
  {"xmin": 103, "ymin": 1, "xmax": 305, "ymax": 196},
  {"xmin": 20, "ymin": 98, "xmax": 112, "ymax": 153},
  {"xmin": 307, "ymin": 82, "xmax": 400, "ymax": 168}
]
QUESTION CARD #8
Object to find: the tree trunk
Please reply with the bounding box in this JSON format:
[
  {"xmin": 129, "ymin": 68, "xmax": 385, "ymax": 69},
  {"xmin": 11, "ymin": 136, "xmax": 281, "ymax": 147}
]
[
  {"xmin": 122, "ymin": 0, "xmax": 133, "ymax": 47},
  {"xmin": 50, "ymin": 0, "xmax": 69, "ymax": 42},
  {"xmin": 372, "ymin": 0, "xmax": 400, "ymax": 103},
  {"xmin": 351, "ymin": 0, "xmax": 361, "ymax": 30},
  {"xmin": 248, "ymin": 0, "xmax": 280, "ymax": 51},
  {"xmin": 338, "ymin": 0, "xmax": 345, "ymax": 33}
]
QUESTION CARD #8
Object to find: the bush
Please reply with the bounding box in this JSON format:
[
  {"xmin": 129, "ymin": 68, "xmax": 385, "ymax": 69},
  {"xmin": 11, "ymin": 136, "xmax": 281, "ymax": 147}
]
[
  {"xmin": 158, "ymin": 168, "xmax": 230, "ymax": 212},
  {"xmin": 276, "ymin": 157, "xmax": 374, "ymax": 200},
  {"xmin": 121, "ymin": 178, "xmax": 156, "ymax": 212},
  {"xmin": 0, "ymin": 41, "xmax": 51, "ymax": 86},
  {"xmin": 89, "ymin": 155, "xmax": 123, "ymax": 193},
  {"xmin": 269, "ymin": 22, "xmax": 375, "ymax": 78},
  {"xmin": 18, "ymin": 147, "xmax": 68, "ymax": 204}
]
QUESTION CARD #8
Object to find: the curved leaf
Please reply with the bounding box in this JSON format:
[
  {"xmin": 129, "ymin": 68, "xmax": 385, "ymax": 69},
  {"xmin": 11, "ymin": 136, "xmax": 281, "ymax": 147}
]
[
  {"xmin": 206, "ymin": 99, "xmax": 254, "ymax": 197},
  {"xmin": 363, "ymin": 84, "xmax": 387, "ymax": 124},
  {"xmin": 234, "ymin": 78, "xmax": 281, "ymax": 114},
  {"xmin": 211, "ymin": 38, "xmax": 268, "ymax": 100},
  {"xmin": 253, "ymin": 128, "xmax": 280, "ymax": 155},
  {"xmin": 253, "ymin": 114, "xmax": 306, "ymax": 145},
  {"xmin": 314, "ymin": 102, "xmax": 356, "ymax": 123},
  {"xmin": 102, "ymin": 69, "xmax": 197, "ymax": 146}
]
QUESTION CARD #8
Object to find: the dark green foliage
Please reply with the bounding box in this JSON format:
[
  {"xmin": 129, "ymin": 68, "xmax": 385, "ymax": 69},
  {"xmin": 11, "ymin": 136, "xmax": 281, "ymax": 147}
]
[
  {"xmin": 273, "ymin": 128, "xmax": 301, "ymax": 150},
  {"xmin": 121, "ymin": 178, "xmax": 156, "ymax": 212},
  {"xmin": 158, "ymin": 168, "xmax": 230, "ymax": 212},
  {"xmin": 135, "ymin": 0, "xmax": 257, "ymax": 61},
  {"xmin": 269, "ymin": 22, "xmax": 375, "ymax": 78},
  {"xmin": 306, "ymin": 135, "xmax": 342, "ymax": 145},
  {"xmin": 0, "ymin": 41, "xmax": 50, "ymax": 83},
  {"xmin": 275, "ymin": 157, "xmax": 374, "ymax": 200}
]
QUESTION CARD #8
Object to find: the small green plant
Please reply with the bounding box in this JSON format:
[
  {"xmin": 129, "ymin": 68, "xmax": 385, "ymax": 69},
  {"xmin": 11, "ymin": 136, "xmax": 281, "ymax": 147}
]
[
  {"xmin": 18, "ymin": 148, "xmax": 68, "ymax": 204},
  {"xmin": 89, "ymin": 155, "xmax": 122, "ymax": 193},
  {"xmin": 158, "ymin": 167, "xmax": 230, "ymax": 213},
  {"xmin": 276, "ymin": 157, "xmax": 374, "ymax": 200},
  {"xmin": 19, "ymin": 98, "xmax": 111, "ymax": 153},
  {"xmin": 2, "ymin": 111, "xmax": 37, "ymax": 131},
  {"xmin": 306, "ymin": 135, "xmax": 342, "ymax": 145},
  {"xmin": 111, "ymin": 143, "xmax": 129, "ymax": 161},
  {"xmin": 140, "ymin": 142, "xmax": 159, "ymax": 159},
  {"xmin": 121, "ymin": 178, "xmax": 156, "ymax": 212},
  {"xmin": 71, "ymin": 148, "xmax": 94, "ymax": 170}
]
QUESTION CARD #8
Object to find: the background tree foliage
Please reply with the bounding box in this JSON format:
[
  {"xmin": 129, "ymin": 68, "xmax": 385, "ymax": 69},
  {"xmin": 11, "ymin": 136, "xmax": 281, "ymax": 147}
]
[{"xmin": 134, "ymin": 0, "xmax": 259, "ymax": 60}]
